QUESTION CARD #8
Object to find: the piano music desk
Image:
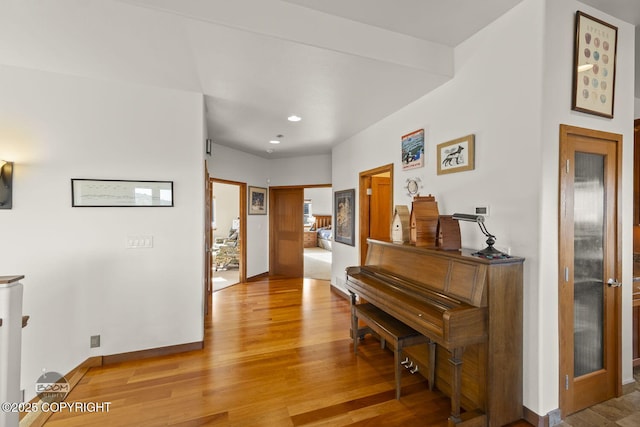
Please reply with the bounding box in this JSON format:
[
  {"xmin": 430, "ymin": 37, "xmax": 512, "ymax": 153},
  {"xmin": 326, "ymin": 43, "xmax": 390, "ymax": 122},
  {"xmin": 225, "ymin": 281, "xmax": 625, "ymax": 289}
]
[{"xmin": 352, "ymin": 302, "xmax": 434, "ymax": 400}]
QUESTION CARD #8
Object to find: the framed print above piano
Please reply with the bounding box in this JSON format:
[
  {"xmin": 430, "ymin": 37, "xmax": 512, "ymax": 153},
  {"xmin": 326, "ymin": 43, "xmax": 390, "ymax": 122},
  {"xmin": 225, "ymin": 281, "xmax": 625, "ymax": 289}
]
[
  {"xmin": 334, "ymin": 189, "xmax": 355, "ymax": 246},
  {"xmin": 571, "ymin": 11, "xmax": 617, "ymax": 118},
  {"xmin": 437, "ymin": 134, "xmax": 475, "ymax": 175}
]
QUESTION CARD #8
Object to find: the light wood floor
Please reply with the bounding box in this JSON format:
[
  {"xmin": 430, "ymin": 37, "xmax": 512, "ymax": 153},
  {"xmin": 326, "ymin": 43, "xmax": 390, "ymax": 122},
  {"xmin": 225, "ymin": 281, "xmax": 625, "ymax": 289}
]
[{"xmin": 44, "ymin": 277, "xmax": 532, "ymax": 426}]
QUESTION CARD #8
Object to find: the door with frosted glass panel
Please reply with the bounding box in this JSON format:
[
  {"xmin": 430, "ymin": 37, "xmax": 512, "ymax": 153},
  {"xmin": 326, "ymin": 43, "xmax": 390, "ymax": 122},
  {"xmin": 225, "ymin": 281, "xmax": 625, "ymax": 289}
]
[{"xmin": 559, "ymin": 124, "xmax": 621, "ymax": 416}]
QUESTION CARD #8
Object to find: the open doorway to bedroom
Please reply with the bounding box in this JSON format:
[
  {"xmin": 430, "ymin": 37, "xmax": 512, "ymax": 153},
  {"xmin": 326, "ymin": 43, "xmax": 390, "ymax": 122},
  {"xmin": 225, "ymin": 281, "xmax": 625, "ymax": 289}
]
[
  {"xmin": 303, "ymin": 186, "xmax": 332, "ymax": 281},
  {"xmin": 211, "ymin": 179, "xmax": 246, "ymax": 292}
]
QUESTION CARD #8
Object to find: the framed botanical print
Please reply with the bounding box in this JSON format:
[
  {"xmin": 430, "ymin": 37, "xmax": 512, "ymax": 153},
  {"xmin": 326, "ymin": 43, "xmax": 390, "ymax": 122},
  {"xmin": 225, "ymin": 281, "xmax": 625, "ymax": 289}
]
[{"xmin": 571, "ymin": 11, "xmax": 617, "ymax": 118}]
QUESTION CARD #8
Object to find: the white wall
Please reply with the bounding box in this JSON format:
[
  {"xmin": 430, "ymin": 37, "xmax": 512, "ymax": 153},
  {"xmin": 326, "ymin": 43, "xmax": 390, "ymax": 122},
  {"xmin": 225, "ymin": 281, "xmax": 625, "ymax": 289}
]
[
  {"xmin": 208, "ymin": 147, "xmax": 332, "ymax": 277},
  {"xmin": 207, "ymin": 144, "xmax": 270, "ymax": 277},
  {"xmin": 635, "ymin": 97, "xmax": 640, "ymax": 118},
  {"xmin": 304, "ymin": 187, "xmax": 332, "ymax": 216},
  {"xmin": 268, "ymin": 155, "xmax": 331, "ymax": 186},
  {"xmin": 0, "ymin": 65, "xmax": 205, "ymax": 401},
  {"xmin": 539, "ymin": 0, "xmax": 636, "ymax": 414},
  {"xmin": 332, "ymin": 0, "xmax": 543, "ymax": 316},
  {"xmin": 332, "ymin": 0, "xmax": 546, "ymax": 410},
  {"xmin": 331, "ymin": 0, "xmax": 636, "ymax": 418}
]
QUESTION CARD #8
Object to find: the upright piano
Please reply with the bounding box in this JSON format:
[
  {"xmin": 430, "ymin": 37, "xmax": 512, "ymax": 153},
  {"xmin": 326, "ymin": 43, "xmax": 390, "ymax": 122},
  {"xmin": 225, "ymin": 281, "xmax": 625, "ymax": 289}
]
[{"xmin": 346, "ymin": 239, "xmax": 524, "ymax": 427}]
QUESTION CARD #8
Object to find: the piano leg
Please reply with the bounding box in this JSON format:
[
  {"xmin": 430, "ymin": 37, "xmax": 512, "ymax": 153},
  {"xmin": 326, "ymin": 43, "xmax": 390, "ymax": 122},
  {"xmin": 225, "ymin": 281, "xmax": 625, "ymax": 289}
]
[
  {"xmin": 349, "ymin": 292, "xmax": 359, "ymax": 355},
  {"xmin": 448, "ymin": 347, "xmax": 464, "ymax": 424}
]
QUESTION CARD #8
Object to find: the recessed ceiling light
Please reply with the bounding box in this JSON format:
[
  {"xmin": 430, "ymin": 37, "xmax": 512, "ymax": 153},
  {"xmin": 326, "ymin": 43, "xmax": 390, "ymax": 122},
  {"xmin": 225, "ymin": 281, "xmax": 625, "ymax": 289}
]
[
  {"xmin": 287, "ymin": 115, "xmax": 302, "ymax": 122},
  {"xmin": 269, "ymin": 140, "xmax": 280, "ymax": 144}
]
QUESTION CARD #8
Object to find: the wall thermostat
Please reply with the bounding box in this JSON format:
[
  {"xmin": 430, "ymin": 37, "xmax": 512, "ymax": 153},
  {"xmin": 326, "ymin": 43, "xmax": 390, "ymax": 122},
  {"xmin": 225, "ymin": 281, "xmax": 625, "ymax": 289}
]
[{"xmin": 475, "ymin": 206, "xmax": 490, "ymax": 216}]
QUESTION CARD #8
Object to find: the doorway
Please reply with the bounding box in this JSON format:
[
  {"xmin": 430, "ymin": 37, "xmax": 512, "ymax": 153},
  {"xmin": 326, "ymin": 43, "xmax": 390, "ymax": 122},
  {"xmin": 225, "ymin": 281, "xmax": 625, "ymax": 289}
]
[
  {"xmin": 358, "ymin": 164, "xmax": 394, "ymax": 264},
  {"xmin": 210, "ymin": 179, "xmax": 246, "ymax": 292},
  {"xmin": 303, "ymin": 186, "xmax": 332, "ymax": 281},
  {"xmin": 270, "ymin": 187, "xmax": 304, "ymax": 277},
  {"xmin": 558, "ymin": 124, "xmax": 622, "ymax": 416}
]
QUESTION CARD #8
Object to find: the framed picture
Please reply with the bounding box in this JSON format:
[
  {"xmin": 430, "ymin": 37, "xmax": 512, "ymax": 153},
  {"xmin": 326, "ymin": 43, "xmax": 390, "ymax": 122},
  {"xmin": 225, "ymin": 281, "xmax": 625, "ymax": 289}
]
[
  {"xmin": 437, "ymin": 134, "xmax": 475, "ymax": 175},
  {"xmin": 248, "ymin": 186, "xmax": 267, "ymax": 215},
  {"xmin": 571, "ymin": 11, "xmax": 617, "ymax": 118},
  {"xmin": 334, "ymin": 189, "xmax": 355, "ymax": 246},
  {"xmin": 71, "ymin": 179, "xmax": 174, "ymax": 207},
  {"xmin": 401, "ymin": 129, "xmax": 425, "ymax": 171}
]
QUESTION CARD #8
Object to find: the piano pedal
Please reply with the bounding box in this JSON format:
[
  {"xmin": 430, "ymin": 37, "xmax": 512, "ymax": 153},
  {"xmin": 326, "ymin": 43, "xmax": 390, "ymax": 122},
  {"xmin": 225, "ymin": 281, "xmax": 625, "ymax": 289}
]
[
  {"xmin": 400, "ymin": 357, "xmax": 411, "ymax": 366},
  {"xmin": 404, "ymin": 361, "xmax": 414, "ymax": 370},
  {"xmin": 409, "ymin": 365, "xmax": 419, "ymax": 374}
]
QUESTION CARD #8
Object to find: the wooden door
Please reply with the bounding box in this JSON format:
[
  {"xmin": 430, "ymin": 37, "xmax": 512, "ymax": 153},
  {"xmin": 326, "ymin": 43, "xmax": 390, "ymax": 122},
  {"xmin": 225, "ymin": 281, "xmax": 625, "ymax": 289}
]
[
  {"xmin": 369, "ymin": 176, "xmax": 392, "ymax": 240},
  {"xmin": 359, "ymin": 164, "xmax": 394, "ymax": 263},
  {"xmin": 559, "ymin": 124, "xmax": 622, "ymax": 416},
  {"xmin": 270, "ymin": 187, "xmax": 304, "ymax": 277}
]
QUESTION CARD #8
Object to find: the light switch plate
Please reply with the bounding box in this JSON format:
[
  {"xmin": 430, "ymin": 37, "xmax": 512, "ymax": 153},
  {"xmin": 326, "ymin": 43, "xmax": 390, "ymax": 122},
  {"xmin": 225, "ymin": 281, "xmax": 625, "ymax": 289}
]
[{"xmin": 127, "ymin": 235, "xmax": 153, "ymax": 248}]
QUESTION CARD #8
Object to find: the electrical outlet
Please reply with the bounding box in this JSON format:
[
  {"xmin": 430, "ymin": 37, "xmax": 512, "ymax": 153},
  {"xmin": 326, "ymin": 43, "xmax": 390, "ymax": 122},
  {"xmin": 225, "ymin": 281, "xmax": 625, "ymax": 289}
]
[{"xmin": 90, "ymin": 335, "xmax": 101, "ymax": 348}]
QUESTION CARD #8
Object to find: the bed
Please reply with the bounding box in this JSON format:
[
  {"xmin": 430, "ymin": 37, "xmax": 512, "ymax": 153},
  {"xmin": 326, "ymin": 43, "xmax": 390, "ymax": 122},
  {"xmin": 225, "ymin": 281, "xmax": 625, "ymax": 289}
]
[{"xmin": 313, "ymin": 215, "xmax": 332, "ymax": 251}]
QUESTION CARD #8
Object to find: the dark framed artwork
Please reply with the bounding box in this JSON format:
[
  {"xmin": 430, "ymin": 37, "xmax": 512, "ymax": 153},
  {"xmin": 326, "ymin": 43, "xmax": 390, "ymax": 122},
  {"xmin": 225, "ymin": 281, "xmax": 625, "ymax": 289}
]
[
  {"xmin": 248, "ymin": 186, "xmax": 267, "ymax": 215},
  {"xmin": 571, "ymin": 11, "xmax": 617, "ymax": 118},
  {"xmin": 334, "ymin": 189, "xmax": 355, "ymax": 246},
  {"xmin": 71, "ymin": 179, "xmax": 173, "ymax": 207}
]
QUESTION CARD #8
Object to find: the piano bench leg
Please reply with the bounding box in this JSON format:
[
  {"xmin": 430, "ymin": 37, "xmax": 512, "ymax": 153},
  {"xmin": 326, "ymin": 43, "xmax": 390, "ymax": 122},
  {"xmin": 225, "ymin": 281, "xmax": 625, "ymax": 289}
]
[
  {"xmin": 395, "ymin": 347, "xmax": 402, "ymax": 400},
  {"xmin": 353, "ymin": 327, "xmax": 371, "ymax": 355},
  {"xmin": 428, "ymin": 340, "xmax": 436, "ymax": 391}
]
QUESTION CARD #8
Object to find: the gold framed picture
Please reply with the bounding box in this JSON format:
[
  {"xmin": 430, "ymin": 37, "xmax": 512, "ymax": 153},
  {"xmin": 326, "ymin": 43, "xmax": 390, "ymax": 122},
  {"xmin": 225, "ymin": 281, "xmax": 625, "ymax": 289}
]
[{"xmin": 436, "ymin": 134, "xmax": 475, "ymax": 175}]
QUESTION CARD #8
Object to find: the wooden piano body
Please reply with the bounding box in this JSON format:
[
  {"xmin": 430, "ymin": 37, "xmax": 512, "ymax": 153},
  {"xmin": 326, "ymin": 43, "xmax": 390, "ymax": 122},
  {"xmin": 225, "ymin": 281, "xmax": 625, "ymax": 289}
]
[{"xmin": 346, "ymin": 239, "xmax": 524, "ymax": 427}]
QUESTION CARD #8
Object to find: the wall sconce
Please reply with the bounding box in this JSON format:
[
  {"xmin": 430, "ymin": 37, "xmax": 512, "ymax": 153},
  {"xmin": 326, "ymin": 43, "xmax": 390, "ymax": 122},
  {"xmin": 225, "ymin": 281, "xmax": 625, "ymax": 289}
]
[
  {"xmin": 0, "ymin": 160, "xmax": 14, "ymax": 209},
  {"xmin": 451, "ymin": 213, "xmax": 507, "ymax": 258}
]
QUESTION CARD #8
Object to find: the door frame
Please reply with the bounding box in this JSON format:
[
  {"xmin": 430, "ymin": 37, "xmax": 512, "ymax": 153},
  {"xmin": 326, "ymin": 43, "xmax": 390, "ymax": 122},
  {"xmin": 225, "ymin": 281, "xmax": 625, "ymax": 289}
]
[
  {"xmin": 269, "ymin": 184, "xmax": 331, "ymax": 277},
  {"xmin": 358, "ymin": 164, "xmax": 394, "ymax": 264},
  {"xmin": 558, "ymin": 124, "xmax": 622, "ymax": 416},
  {"xmin": 208, "ymin": 178, "xmax": 247, "ymax": 296}
]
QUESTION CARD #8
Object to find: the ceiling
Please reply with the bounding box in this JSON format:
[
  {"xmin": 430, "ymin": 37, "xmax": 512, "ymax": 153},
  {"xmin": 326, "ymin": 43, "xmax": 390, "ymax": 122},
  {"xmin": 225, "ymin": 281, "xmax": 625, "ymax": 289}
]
[{"xmin": 117, "ymin": 0, "xmax": 639, "ymax": 159}]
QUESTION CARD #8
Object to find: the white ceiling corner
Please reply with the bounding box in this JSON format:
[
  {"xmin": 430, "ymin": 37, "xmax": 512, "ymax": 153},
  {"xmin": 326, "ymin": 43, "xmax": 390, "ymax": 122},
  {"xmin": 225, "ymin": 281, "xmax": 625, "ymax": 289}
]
[{"xmin": 5, "ymin": 0, "xmax": 638, "ymax": 158}]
